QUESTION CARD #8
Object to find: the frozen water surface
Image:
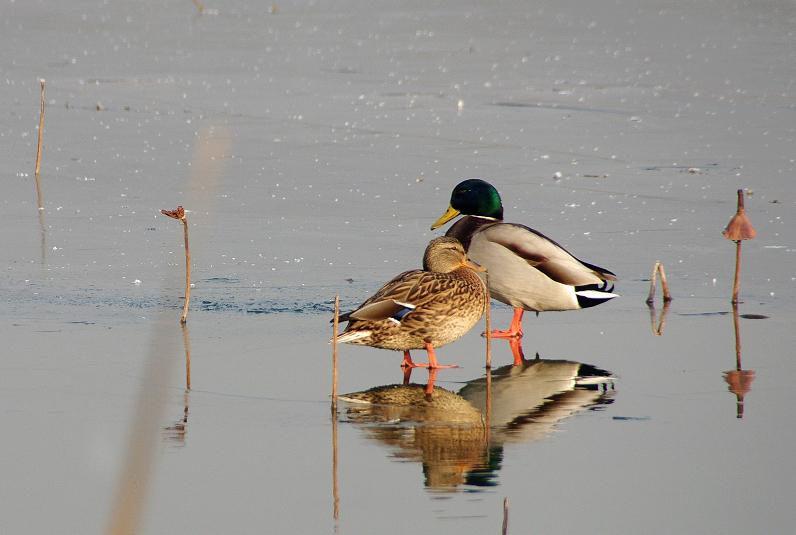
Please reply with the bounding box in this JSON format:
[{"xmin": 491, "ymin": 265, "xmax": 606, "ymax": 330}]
[{"xmin": 1, "ymin": 0, "xmax": 795, "ymax": 533}]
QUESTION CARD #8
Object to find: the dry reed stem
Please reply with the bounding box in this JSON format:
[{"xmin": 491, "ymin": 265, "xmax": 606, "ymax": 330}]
[
  {"xmin": 180, "ymin": 216, "xmax": 191, "ymax": 323},
  {"xmin": 645, "ymin": 261, "xmax": 672, "ymax": 305},
  {"xmin": 502, "ymin": 497, "xmax": 509, "ymax": 535},
  {"xmin": 332, "ymin": 295, "xmax": 339, "ymax": 412},
  {"xmin": 484, "ymin": 271, "xmax": 492, "ymax": 369},
  {"xmin": 37, "ymin": 203, "xmax": 46, "ymax": 264},
  {"xmin": 657, "ymin": 263, "xmax": 672, "ymax": 302},
  {"xmin": 35, "ymin": 79, "xmax": 45, "ymax": 177},
  {"xmin": 34, "ymin": 79, "xmax": 46, "ymax": 233},
  {"xmin": 34, "ymin": 172, "xmax": 45, "ymax": 211},
  {"xmin": 160, "ymin": 207, "xmax": 191, "ymax": 323},
  {"xmin": 645, "ymin": 262, "xmax": 659, "ymax": 305},
  {"xmin": 731, "ymin": 241, "xmax": 742, "ymax": 304}
]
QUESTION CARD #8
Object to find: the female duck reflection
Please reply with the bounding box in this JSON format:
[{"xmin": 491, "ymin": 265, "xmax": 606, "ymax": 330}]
[{"xmin": 339, "ymin": 355, "xmax": 615, "ymax": 491}]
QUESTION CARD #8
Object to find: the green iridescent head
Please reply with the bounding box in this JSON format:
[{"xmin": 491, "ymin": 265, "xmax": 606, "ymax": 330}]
[{"xmin": 431, "ymin": 179, "xmax": 504, "ymax": 229}]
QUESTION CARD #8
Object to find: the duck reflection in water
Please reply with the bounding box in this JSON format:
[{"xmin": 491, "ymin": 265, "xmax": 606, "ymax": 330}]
[
  {"xmin": 340, "ymin": 382, "xmax": 489, "ymax": 491},
  {"xmin": 340, "ymin": 351, "xmax": 615, "ymax": 491}
]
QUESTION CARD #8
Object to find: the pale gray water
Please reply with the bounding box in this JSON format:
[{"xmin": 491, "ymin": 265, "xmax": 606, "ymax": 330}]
[{"xmin": 1, "ymin": 0, "xmax": 795, "ymax": 533}]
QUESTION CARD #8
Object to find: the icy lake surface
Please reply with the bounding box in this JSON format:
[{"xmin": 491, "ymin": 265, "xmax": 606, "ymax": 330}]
[{"xmin": 1, "ymin": 0, "xmax": 795, "ymax": 533}]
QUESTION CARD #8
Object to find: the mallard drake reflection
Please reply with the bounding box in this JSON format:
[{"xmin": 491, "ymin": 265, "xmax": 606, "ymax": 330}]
[
  {"xmin": 432, "ymin": 179, "xmax": 617, "ymax": 338},
  {"xmin": 459, "ymin": 356, "xmax": 615, "ymax": 444},
  {"xmin": 336, "ymin": 236, "xmax": 486, "ymax": 369}
]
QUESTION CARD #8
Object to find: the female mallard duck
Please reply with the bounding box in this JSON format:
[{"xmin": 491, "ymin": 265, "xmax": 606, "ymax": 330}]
[
  {"xmin": 431, "ymin": 179, "xmax": 617, "ymax": 338},
  {"xmin": 336, "ymin": 236, "xmax": 487, "ymax": 369}
]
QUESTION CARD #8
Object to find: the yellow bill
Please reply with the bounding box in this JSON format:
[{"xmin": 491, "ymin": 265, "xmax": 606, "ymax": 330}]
[{"xmin": 430, "ymin": 205, "xmax": 461, "ymax": 230}]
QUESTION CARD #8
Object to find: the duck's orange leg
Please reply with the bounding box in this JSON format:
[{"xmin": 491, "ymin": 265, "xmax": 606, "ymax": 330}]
[
  {"xmin": 488, "ymin": 307, "xmax": 524, "ymax": 338},
  {"xmin": 425, "ymin": 342, "xmax": 459, "ymax": 369},
  {"xmin": 401, "ymin": 350, "xmax": 428, "ymax": 368},
  {"xmin": 402, "ymin": 365, "xmax": 413, "ymax": 385},
  {"xmin": 402, "ymin": 346, "xmax": 459, "ymax": 369},
  {"xmin": 424, "ymin": 368, "xmax": 438, "ymax": 395},
  {"xmin": 508, "ymin": 337, "xmax": 526, "ymax": 366}
]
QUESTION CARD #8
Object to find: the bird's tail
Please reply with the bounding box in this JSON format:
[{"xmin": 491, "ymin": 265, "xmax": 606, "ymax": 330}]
[
  {"xmin": 575, "ymin": 280, "xmax": 618, "ymax": 309},
  {"xmin": 333, "ymin": 330, "xmax": 372, "ymax": 344}
]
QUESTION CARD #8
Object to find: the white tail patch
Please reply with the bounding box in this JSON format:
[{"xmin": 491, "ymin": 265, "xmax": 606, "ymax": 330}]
[
  {"xmin": 337, "ymin": 395, "xmax": 373, "ymax": 404},
  {"xmin": 575, "ymin": 290, "xmax": 619, "ymax": 300},
  {"xmin": 336, "ymin": 330, "xmax": 372, "ymax": 344},
  {"xmin": 575, "ymin": 375, "xmax": 616, "ymax": 386}
]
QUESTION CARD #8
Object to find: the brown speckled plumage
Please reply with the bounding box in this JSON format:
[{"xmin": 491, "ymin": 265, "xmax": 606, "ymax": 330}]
[{"xmin": 337, "ymin": 237, "xmax": 486, "ymax": 352}]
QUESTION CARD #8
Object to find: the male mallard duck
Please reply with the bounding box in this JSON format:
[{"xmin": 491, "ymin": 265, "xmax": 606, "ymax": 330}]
[
  {"xmin": 431, "ymin": 179, "xmax": 617, "ymax": 338},
  {"xmin": 336, "ymin": 236, "xmax": 487, "ymax": 369}
]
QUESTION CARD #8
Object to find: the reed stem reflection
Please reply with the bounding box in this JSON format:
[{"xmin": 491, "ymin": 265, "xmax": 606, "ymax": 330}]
[
  {"xmin": 163, "ymin": 390, "xmax": 191, "ymax": 447},
  {"xmin": 182, "ymin": 323, "xmax": 192, "ymax": 391},
  {"xmin": 723, "ymin": 303, "xmax": 755, "ymax": 418},
  {"xmin": 35, "ymin": 173, "xmax": 47, "ymax": 265},
  {"xmin": 647, "ymin": 301, "xmax": 671, "ymax": 336},
  {"xmin": 331, "ymin": 407, "xmax": 340, "ymax": 524}
]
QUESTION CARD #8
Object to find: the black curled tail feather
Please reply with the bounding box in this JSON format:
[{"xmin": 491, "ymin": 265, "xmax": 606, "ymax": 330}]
[{"xmin": 574, "ymin": 280, "xmax": 618, "ymax": 309}]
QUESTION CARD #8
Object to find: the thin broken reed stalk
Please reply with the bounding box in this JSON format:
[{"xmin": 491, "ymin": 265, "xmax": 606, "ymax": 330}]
[
  {"xmin": 484, "ymin": 271, "xmax": 492, "ymax": 369},
  {"xmin": 35, "ymin": 79, "xmax": 45, "ymax": 178},
  {"xmin": 332, "ymin": 294, "xmax": 339, "ymax": 412},
  {"xmin": 34, "ymin": 79, "xmax": 46, "ymax": 220},
  {"xmin": 645, "ymin": 261, "xmax": 672, "ymax": 305},
  {"xmin": 160, "ymin": 206, "xmax": 191, "ymax": 323},
  {"xmin": 34, "ymin": 171, "xmax": 45, "ymax": 211},
  {"xmin": 502, "ymin": 497, "xmax": 509, "ymax": 535}
]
